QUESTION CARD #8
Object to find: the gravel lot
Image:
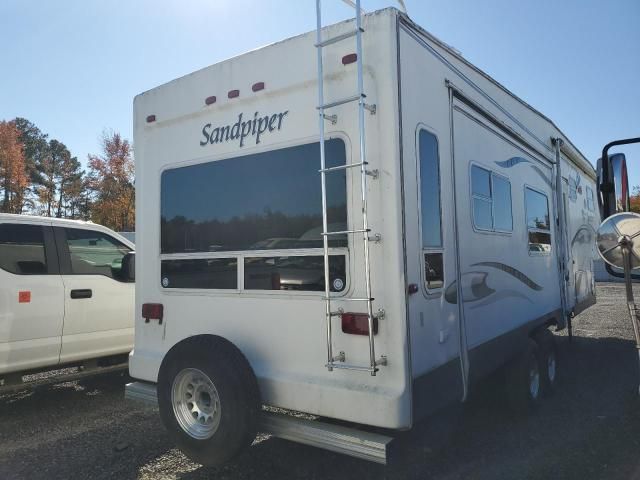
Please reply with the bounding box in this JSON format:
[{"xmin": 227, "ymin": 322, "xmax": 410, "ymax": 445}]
[{"xmin": 2, "ymin": 282, "xmax": 640, "ymax": 480}]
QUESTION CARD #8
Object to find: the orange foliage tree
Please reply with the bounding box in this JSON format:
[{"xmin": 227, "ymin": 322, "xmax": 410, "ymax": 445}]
[
  {"xmin": 0, "ymin": 121, "xmax": 29, "ymax": 213},
  {"xmin": 86, "ymin": 131, "xmax": 135, "ymax": 231},
  {"xmin": 630, "ymin": 186, "xmax": 640, "ymax": 214}
]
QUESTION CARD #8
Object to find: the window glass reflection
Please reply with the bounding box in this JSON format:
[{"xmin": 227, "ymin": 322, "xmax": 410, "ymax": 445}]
[
  {"xmin": 161, "ymin": 258, "xmax": 237, "ymax": 289},
  {"xmin": 419, "ymin": 130, "xmax": 442, "ymax": 248},
  {"xmin": 161, "ymin": 139, "xmax": 347, "ymax": 253},
  {"xmin": 244, "ymin": 255, "xmax": 346, "ymax": 292}
]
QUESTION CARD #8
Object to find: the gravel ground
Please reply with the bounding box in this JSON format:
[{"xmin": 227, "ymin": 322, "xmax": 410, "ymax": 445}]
[{"xmin": 2, "ymin": 282, "xmax": 640, "ymax": 480}]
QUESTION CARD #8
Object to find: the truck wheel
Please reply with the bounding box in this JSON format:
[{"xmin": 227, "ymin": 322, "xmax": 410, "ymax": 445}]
[
  {"xmin": 534, "ymin": 328, "xmax": 558, "ymax": 396},
  {"xmin": 506, "ymin": 339, "xmax": 542, "ymax": 413},
  {"xmin": 157, "ymin": 337, "xmax": 260, "ymax": 467}
]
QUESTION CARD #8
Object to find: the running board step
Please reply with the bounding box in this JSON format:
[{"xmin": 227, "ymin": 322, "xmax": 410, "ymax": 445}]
[
  {"xmin": 261, "ymin": 411, "xmax": 394, "ymax": 464},
  {"xmin": 0, "ymin": 362, "xmax": 127, "ymax": 395}
]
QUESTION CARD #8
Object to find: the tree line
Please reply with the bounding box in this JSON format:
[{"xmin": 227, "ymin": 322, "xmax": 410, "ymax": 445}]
[{"xmin": 0, "ymin": 118, "xmax": 134, "ymax": 231}]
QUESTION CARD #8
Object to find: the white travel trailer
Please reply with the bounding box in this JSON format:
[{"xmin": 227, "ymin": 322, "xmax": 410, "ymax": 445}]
[{"xmin": 126, "ymin": 5, "xmax": 599, "ymax": 465}]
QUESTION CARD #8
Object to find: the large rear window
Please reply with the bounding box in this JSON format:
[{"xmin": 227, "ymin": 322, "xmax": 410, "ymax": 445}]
[{"xmin": 161, "ymin": 139, "xmax": 347, "ymax": 254}]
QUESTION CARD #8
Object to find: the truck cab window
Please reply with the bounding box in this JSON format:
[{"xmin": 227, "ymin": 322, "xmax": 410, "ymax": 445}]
[
  {"xmin": 418, "ymin": 129, "xmax": 444, "ymax": 290},
  {"xmin": 471, "ymin": 165, "xmax": 512, "ymax": 233},
  {"xmin": 0, "ymin": 223, "xmax": 47, "ymax": 275},
  {"xmin": 525, "ymin": 187, "xmax": 551, "ymax": 254},
  {"xmin": 62, "ymin": 228, "xmax": 131, "ymax": 279}
]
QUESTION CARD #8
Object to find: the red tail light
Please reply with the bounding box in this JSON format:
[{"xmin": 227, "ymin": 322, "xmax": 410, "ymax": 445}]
[
  {"xmin": 342, "ymin": 53, "xmax": 357, "ymax": 65},
  {"xmin": 252, "ymin": 82, "xmax": 265, "ymax": 92},
  {"xmin": 142, "ymin": 303, "xmax": 164, "ymax": 324},
  {"xmin": 341, "ymin": 312, "xmax": 378, "ymax": 336},
  {"xmin": 228, "ymin": 89, "xmax": 240, "ymax": 99},
  {"xmin": 205, "ymin": 95, "xmax": 217, "ymax": 105}
]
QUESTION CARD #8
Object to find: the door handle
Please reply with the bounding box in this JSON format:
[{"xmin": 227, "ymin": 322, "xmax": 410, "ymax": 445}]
[{"xmin": 70, "ymin": 289, "xmax": 92, "ymax": 299}]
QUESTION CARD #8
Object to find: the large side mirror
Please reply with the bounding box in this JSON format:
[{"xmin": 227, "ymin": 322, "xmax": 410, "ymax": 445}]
[
  {"xmin": 598, "ymin": 137, "xmax": 640, "ymax": 220},
  {"xmin": 598, "ymin": 153, "xmax": 630, "ymax": 219},
  {"xmin": 121, "ymin": 251, "xmax": 135, "ymax": 282}
]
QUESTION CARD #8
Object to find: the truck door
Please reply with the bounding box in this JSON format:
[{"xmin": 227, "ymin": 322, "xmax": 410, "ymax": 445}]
[
  {"xmin": 402, "ymin": 126, "xmax": 464, "ymax": 418},
  {"xmin": 55, "ymin": 226, "xmax": 134, "ymax": 363},
  {"xmin": 0, "ymin": 221, "xmax": 64, "ymax": 374}
]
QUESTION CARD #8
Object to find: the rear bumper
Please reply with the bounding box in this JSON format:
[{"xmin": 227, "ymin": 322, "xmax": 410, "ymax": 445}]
[{"xmin": 125, "ymin": 381, "xmax": 158, "ymax": 406}]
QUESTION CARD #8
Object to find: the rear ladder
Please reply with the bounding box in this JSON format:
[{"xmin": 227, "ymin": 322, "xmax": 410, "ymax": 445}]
[{"xmin": 315, "ymin": 0, "xmax": 386, "ymax": 375}]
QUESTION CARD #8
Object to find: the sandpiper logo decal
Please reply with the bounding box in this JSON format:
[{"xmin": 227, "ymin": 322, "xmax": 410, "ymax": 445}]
[{"xmin": 200, "ymin": 110, "xmax": 289, "ymax": 148}]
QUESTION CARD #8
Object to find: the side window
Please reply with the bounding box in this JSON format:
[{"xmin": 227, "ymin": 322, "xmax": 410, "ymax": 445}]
[
  {"xmin": 471, "ymin": 165, "xmax": 513, "ymax": 232},
  {"xmin": 63, "ymin": 228, "xmax": 131, "ymax": 280},
  {"xmin": 585, "ymin": 185, "xmax": 595, "ymax": 211},
  {"xmin": 418, "ymin": 129, "xmax": 443, "ymax": 290},
  {"xmin": 525, "ymin": 187, "xmax": 552, "ymax": 254},
  {"xmin": 0, "ymin": 223, "xmax": 48, "ymax": 275}
]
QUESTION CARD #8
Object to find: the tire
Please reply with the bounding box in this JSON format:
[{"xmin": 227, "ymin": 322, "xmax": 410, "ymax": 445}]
[
  {"xmin": 505, "ymin": 339, "xmax": 542, "ymax": 414},
  {"xmin": 534, "ymin": 328, "xmax": 558, "ymax": 396},
  {"xmin": 157, "ymin": 336, "xmax": 260, "ymax": 467}
]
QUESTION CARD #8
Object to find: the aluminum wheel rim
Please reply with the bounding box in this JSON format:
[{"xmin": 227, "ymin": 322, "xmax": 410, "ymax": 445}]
[
  {"xmin": 529, "ymin": 357, "xmax": 540, "ymax": 399},
  {"xmin": 171, "ymin": 368, "xmax": 221, "ymax": 440},
  {"xmin": 547, "ymin": 352, "xmax": 557, "ymax": 384}
]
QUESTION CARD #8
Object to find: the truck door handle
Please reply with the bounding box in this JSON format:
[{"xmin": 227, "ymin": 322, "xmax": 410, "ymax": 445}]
[{"xmin": 70, "ymin": 289, "xmax": 92, "ymax": 299}]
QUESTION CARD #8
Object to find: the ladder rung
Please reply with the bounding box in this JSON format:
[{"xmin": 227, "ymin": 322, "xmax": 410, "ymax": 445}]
[
  {"xmin": 326, "ymin": 363, "xmax": 377, "ymax": 373},
  {"xmin": 317, "ymin": 94, "xmax": 364, "ymax": 111},
  {"xmin": 322, "ymin": 228, "xmax": 370, "ymax": 236},
  {"xmin": 319, "ymin": 162, "xmax": 367, "ymax": 173},
  {"xmin": 323, "ymin": 297, "xmax": 374, "ymax": 302},
  {"xmin": 315, "ymin": 28, "xmax": 363, "ymax": 48}
]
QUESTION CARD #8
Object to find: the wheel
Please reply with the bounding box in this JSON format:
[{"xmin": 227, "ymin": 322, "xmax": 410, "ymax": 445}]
[
  {"xmin": 534, "ymin": 328, "xmax": 558, "ymax": 396},
  {"xmin": 506, "ymin": 339, "xmax": 542, "ymax": 413},
  {"xmin": 157, "ymin": 336, "xmax": 260, "ymax": 467}
]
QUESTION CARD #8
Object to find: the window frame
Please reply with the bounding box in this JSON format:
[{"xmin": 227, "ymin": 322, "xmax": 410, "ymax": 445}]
[
  {"xmin": 524, "ymin": 185, "xmax": 552, "ymax": 256},
  {"xmin": 469, "ymin": 163, "xmax": 513, "ymax": 235},
  {"xmin": 158, "ymin": 135, "xmax": 352, "ymax": 296},
  {"xmin": 415, "ymin": 126, "xmax": 444, "ymax": 293},
  {"xmin": 0, "ymin": 222, "xmax": 59, "ymax": 276},
  {"xmin": 55, "ymin": 226, "xmax": 133, "ymax": 281}
]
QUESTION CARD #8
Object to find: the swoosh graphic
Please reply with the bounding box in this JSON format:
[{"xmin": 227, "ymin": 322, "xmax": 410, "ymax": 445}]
[
  {"xmin": 444, "ymin": 271, "xmax": 495, "ymax": 305},
  {"xmin": 471, "ymin": 261, "xmax": 543, "ymax": 291},
  {"xmin": 571, "ymin": 224, "xmax": 596, "ymax": 248},
  {"xmin": 495, "ymin": 156, "xmax": 552, "ymax": 188},
  {"xmin": 469, "ymin": 289, "xmax": 533, "ymax": 309}
]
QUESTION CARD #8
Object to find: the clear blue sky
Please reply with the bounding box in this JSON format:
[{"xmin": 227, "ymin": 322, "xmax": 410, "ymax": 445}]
[{"xmin": 1, "ymin": 0, "xmax": 638, "ymax": 184}]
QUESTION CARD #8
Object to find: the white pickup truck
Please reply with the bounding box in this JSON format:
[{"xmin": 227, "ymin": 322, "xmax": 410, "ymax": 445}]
[{"xmin": 0, "ymin": 214, "xmax": 135, "ymax": 392}]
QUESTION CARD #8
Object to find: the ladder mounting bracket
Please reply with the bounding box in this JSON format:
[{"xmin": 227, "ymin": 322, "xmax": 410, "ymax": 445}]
[
  {"xmin": 376, "ymin": 356, "xmax": 388, "ymax": 367},
  {"xmin": 333, "ymin": 351, "xmax": 346, "ymax": 363},
  {"xmin": 365, "ymin": 168, "xmax": 379, "ymax": 179},
  {"xmin": 364, "ymin": 103, "xmax": 377, "ymax": 115},
  {"xmin": 323, "ymin": 114, "xmax": 337, "ymax": 125},
  {"xmin": 368, "ymin": 233, "xmax": 382, "ymax": 243}
]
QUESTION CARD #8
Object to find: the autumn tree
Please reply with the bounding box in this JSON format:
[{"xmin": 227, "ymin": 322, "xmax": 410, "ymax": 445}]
[
  {"xmin": 14, "ymin": 118, "xmax": 48, "ymax": 212},
  {"xmin": 0, "ymin": 121, "xmax": 29, "ymax": 213},
  {"xmin": 630, "ymin": 186, "xmax": 640, "ymax": 214},
  {"xmin": 87, "ymin": 131, "xmax": 135, "ymax": 231}
]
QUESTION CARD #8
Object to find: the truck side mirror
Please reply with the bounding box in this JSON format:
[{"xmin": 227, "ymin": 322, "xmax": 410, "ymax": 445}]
[
  {"xmin": 598, "ymin": 152, "xmax": 630, "ymax": 220},
  {"xmin": 121, "ymin": 251, "xmax": 135, "ymax": 282}
]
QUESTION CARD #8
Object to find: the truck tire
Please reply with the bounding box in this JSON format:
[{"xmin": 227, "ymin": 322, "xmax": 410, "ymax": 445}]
[
  {"xmin": 157, "ymin": 336, "xmax": 260, "ymax": 467},
  {"xmin": 534, "ymin": 328, "xmax": 558, "ymax": 396},
  {"xmin": 505, "ymin": 339, "xmax": 542, "ymax": 414}
]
